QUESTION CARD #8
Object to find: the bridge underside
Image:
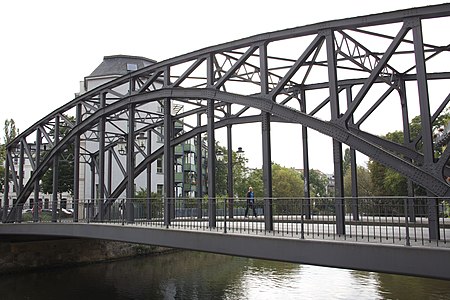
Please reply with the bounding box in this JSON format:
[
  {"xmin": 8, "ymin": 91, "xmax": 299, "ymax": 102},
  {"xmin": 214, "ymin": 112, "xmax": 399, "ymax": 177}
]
[{"xmin": 0, "ymin": 223, "xmax": 448, "ymax": 280}]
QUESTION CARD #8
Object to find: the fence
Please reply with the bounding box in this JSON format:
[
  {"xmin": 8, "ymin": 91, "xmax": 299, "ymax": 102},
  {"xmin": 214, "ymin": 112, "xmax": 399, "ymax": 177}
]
[{"xmin": 2, "ymin": 196, "xmax": 449, "ymax": 247}]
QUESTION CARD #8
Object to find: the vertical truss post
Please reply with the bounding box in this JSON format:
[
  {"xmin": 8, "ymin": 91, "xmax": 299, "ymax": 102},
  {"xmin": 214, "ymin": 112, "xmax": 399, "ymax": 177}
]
[
  {"xmin": 346, "ymin": 87, "xmax": 359, "ymax": 221},
  {"xmin": 107, "ymin": 149, "xmax": 112, "ymax": 220},
  {"xmin": 2, "ymin": 152, "xmax": 10, "ymax": 222},
  {"xmin": 207, "ymin": 99, "xmax": 217, "ymax": 228},
  {"xmin": 227, "ymin": 104, "xmax": 234, "ymax": 219},
  {"xmin": 33, "ymin": 128, "xmax": 42, "ymax": 222},
  {"xmin": 325, "ymin": 29, "xmax": 345, "ymax": 235},
  {"xmin": 146, "ymin": 128, "xmax": 152, "ymax": 221},
  {"xmin": 73, "ymin": 103, "xmax": 81, "ymax": 222},
  {"xmin": 196, "ymin": 113, "xmax": 203, "ymax": 218},
  {"xmin": 164, "ymin": 98, "xmax": 173, "ymax": 226},
  {"xmin": 350, "ymin": 147, "xmax": 358, "ymax": 219},
  {"xmin": 164, "ymin": 66, "xmax": 174, "ymax": 226},
  {"xmin": 98, "ymin": 92, "xmax": 106, "ymax": 221},
  {"xmin": 18, "ymin": 141, "xmax": 24, "ymax": 195},
  {"xmin": 260, "ymin": 42, "xmax": 273, "ymax": 231},
  {"xmin": 89, "ymin": 157, "xmax": 95, "ymax": 221},
  {"xmin": 52, "ymin": 115, "xmax": 60, "ymax": 222},
  {"xmin": 412, "ymin": 18, "xmax": 439, "ymax": 239},
  {"xmin": 207, "ymin": 54, "xmax": 217, "ymax": 228},
  {"xmin": 126, "ymin": 104, "xmax": 136, "ymax": 223},
  {"xmin": 300, "ymin": 89, "xmax": 311, "ymax": 219},
  {"xmin": 262, "ymin": 114, "xmax": 273, "ymax": 230},
  {"xmin": 399, "ymin": 77, "xmax": 416, "ymax": 222}
]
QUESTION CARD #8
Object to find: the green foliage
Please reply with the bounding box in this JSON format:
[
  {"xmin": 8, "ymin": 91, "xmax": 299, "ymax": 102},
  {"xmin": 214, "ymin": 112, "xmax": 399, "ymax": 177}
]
[
  {"xmin": 135, "ymin": 187, "xmax": 161, "ymax": 199},
  {"xmin": 214, "ymin": 144, "xmax": 249, "ymax": 198},
  {"xmin": 41, "ymin": 159, "xmax": 74, "ymax": 194},
  {"xmin": 244, "ymin": 168, "xmax": 263, "ymax": 198},
  {"xmin": 40, "ymin": 115, "xmax": 75, "ymax": 195},
  {"xmin": 0, "ymin": 119, "xmax": 19, "ymax": 192},
  {"xmin": 3, "ymin": 119, "xmax": 18, "ymax": 144},
  {"xmin": 367, "ymin": 109, "xmax": 450, "ymax": 196},
  {"xmin": 134, "ymin": 187, "xmax": 163, "ymax": 219},
  {"xmin": 344, "ymin": 165, "xmax": 373, "ymax": 197},
  {"xmin": 383, "ymin": 169, "xmax": 407, "ymax": 195},
  {"xmin": 272, "ymin": 164, "xmax": 304, "ymax": 198},
  {"xmin": 242, "ymin": 163, "xmax": 303, "ymax": 198},
  {"xmin": 342, "ymin": 148, "xmax": 351, "ymax": 175},
  {"xmin": 308, "ymin": 169, "xmax": 329, "ymax": 197}
]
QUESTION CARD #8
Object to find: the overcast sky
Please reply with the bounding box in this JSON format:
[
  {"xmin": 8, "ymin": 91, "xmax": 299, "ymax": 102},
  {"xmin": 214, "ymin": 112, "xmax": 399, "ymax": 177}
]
[{"xmin": 0, "ymin": 0, "xmax": 447, "ymax": 173}]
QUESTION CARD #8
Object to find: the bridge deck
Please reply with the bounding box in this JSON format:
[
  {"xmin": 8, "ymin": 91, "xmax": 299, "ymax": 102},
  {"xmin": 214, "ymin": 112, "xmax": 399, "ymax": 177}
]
[{"xmin": 0, "ymin": 221, "xmax": 449, "ymax": 280}]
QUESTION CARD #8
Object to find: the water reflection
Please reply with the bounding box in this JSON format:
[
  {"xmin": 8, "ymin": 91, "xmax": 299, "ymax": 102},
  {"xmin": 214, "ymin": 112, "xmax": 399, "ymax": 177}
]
[{"xmin": 0, "ymin": 251, "xmax": 449, "ymax": 299}]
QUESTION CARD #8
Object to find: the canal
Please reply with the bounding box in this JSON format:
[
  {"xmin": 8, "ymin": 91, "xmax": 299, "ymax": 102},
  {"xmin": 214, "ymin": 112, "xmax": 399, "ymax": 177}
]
[{"xmin": 1, "ymin": 251, "xmax": 449, "ymax": 299}]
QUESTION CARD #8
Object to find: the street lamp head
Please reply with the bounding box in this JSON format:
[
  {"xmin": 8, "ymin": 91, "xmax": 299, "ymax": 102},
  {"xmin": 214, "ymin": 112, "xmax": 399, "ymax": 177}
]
[
  {"xmin": 137, "ymin": 132, "xmax": 146, "ymax": 151},
  {"xmin": 236, "ymin": 147, "xmax": 245, "ymax": 160},
  {"xmin": 118, "ymin": 137, "xmax": 127, "ymax": 155},
  {"xmin": 216, "ymin": 149, "xmax": 224, "ymax": 162}
]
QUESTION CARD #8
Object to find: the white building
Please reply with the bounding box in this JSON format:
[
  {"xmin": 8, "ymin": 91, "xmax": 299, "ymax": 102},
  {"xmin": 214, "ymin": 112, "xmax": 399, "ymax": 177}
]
[
  {"xmin": 77, "ymin": 55, "xmax": 165, "ymax": 200},
  {"xmin": 2, "ymin": 55, "xmax": 203, "ymax": 209}
]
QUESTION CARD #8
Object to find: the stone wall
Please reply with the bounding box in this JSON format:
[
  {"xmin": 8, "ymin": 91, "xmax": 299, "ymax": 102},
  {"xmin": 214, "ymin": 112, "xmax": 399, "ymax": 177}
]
[{"xmin": 0, "ymin": 238, "xmax": 171, "ymax": 274}]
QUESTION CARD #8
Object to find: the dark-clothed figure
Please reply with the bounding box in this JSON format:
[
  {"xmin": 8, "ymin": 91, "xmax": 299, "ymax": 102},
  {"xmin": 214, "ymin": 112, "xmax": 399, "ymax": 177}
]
[{"xmin": 245, "ymin": 186, "xmax": 257, "ymax": 217}]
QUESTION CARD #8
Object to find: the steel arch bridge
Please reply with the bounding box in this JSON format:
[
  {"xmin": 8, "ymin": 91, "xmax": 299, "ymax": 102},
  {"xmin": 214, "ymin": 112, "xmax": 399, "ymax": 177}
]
[{"xmin": 3, "ymin": 4, "xmax": 450, "ymax": 236}]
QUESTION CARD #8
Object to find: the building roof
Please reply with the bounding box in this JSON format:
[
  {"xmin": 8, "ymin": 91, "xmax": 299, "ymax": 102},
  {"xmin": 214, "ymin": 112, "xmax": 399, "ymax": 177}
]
[{"xmin": 87, "ymin": 55, "xmax": 157, "ymax": 78}]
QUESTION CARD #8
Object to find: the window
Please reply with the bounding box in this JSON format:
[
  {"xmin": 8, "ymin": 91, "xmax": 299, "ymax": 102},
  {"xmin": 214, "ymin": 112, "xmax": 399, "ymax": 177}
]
[
  {"xmin": 157, "ymin": 157, "xmax": 163, "ymax": 173},
  {"xmin": 157, "ymin": 184, "xmax": 163, "ymax": 195},
  {"xmin": 157, "ymin": 126, "xmax": 164, "ymax": 143},
  {"xmin": 126, "ymin": 63, "xmax": 138, "ymax": 71}
]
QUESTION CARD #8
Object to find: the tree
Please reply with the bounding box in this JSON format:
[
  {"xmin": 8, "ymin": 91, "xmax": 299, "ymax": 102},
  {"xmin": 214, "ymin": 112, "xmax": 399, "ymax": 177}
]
[
  {"xmin": 308, "ymin": 169, "xmax": 329, "ymax": 197},
  {"xmin": 343, "ymin": 148, "xmax": 351, "ymax": 175},
  {"xmin": 214, "ymin": 144, "xmax": 249, "ymax": 198},
  {"xmin": 272, "ymin": 164, "xmax": 304, "ymax": 198},
  {"xmin": 344, "ymin": 165, "xmax": 373, "ymax": 197},
  {"xmin": 244, "ymin": 163, "xmax": 303, "ymax": 198},
  {"xmin": 367, "ymin": 110, "xmax": 450, "ymax": 196},
  {"xmin": 41, "ymin": 159, "xmax": 74, "ymax": 195},
  {"xmin": 40, "ymin": 116, "xmax": 75, "ymax": 196},
  {"xmin": 0, "ymin": 119, "xmax": 19, "ymax": 192},
  {"xmin": 244, "ymin": 168, "xmax": 263, "ymax": 198}
]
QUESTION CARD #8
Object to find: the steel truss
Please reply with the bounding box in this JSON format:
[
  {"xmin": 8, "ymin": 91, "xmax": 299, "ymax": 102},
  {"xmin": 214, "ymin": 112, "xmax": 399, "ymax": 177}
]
[{"xmin": 3, "ymin": 4, "xmax": 450, "ymax": 238}]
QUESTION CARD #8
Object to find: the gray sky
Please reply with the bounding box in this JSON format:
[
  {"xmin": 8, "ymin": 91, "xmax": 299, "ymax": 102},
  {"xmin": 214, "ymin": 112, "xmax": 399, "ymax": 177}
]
[{"xmin": 0, "ymin": 0, "xmax": 447, "ymax": 172}]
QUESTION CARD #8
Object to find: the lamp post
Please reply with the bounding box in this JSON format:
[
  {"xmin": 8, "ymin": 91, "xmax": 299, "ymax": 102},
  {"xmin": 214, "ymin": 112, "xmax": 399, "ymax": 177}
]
[{"xmin": 216, "ymin": 149, "xmax": 226, "ymax": 231}]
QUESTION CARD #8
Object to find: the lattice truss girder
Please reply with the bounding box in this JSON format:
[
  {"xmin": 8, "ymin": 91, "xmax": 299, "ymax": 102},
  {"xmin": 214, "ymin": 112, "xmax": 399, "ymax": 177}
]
[{"xmin": 4, "ymin": 4, "xmax": 450, "ymax": 215}]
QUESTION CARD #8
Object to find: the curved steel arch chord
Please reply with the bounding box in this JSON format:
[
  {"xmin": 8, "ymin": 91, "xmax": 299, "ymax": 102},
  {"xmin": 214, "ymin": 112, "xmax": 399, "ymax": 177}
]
[
  {"xmin": 102, "ymin": 89, "xmax": 450, "ymax": 200},
  {"xmin": 8, "ymin": 4, "xmax": 450, "ymax": 149},
  {"xmin": 168, "ymin": 88, "xmax": 450, "ymax": 196},
  {"xmin": 104, "ymin": 88, "xmax": 450, "ymax": 200},
  {"xmin": 7, "ymin": 86, "xmax": 450, "ymax": 220}
]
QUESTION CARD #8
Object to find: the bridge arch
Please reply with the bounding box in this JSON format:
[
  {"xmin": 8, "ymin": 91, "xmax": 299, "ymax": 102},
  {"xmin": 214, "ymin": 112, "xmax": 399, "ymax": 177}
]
[{"xmin": 2, "ymin": 4, "xmax": 450, "ymax": 236}]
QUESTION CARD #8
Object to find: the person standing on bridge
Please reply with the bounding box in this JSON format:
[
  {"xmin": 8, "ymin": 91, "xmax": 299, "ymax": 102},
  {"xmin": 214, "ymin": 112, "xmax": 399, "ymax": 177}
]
[{"xmin": 245, "ymin": 186, "xmax": 257, "ymax": 218}]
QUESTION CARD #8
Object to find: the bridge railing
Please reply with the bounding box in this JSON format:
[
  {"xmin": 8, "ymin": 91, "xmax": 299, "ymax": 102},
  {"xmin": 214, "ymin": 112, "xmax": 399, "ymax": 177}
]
[{"xmin": 4, "ymin": 197, "xmax": 449, "ymax": 247}]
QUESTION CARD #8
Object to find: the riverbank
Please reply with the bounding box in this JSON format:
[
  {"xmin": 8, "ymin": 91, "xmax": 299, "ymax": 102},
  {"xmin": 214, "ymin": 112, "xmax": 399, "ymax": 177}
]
[{"xmin": 0, "ymin": 237, "xmax": 173, "ymax": 275}]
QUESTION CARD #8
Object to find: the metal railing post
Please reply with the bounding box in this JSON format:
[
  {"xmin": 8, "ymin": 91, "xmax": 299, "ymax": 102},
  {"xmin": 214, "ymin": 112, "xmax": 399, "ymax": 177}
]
[
  {"xmin": 121, "ymin": 199, "xmax": 125, "ymax": 226},
  {"xmin": 224, "ymin": 197, "xmax": 227, "ymax": 234},
  {"xmin": 404, "ymin": 198, "xmax": 411, "ymax": 246},
  {"xmin": 300, "ymin": 198, "xmax": 305, "ymax": 239}
]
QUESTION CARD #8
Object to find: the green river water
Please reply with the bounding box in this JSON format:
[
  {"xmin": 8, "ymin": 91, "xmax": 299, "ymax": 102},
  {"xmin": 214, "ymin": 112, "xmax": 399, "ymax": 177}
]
[{"xmin": 1, "ymin": 251, "xmax": 449, "ymax": 299}]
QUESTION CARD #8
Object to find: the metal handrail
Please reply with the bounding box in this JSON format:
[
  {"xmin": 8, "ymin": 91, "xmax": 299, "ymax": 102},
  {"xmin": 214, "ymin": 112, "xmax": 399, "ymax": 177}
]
[{"xmin": 3, "ymin": 196, "xmax": 449, "ymax": 248}]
